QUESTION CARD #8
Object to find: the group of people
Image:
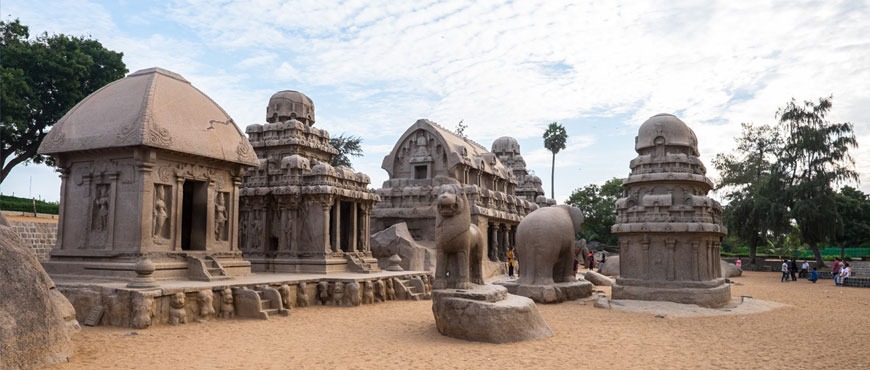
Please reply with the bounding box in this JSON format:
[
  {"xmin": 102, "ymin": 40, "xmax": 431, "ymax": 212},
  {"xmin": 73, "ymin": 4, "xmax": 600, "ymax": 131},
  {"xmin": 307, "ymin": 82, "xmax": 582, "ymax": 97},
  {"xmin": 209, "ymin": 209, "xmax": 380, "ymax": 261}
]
[
  {"xmin": 779, "ymin": 257, "xmax": 852, "ymax": 285},
  {"xmin": 831, "ymin": 258, "xmax": 852, "ymax": 286},
  {"xmin": 780, "ymin": 258, "xmax": 812, "ymax": 282}
]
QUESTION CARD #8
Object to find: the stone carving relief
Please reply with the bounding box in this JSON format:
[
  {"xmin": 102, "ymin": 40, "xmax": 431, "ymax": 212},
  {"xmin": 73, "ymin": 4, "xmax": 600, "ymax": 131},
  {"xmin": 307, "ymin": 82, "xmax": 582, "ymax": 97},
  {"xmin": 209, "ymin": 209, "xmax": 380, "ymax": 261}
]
[
  {"xmin": 375, "ymin": 280, "xmax": 387, "ymax": 303},
  {"xmin": 278, "ymin": 284, "xmax": 293, "ymax": 309},
  {"xmin": 153, "ymin": 185, "xmax": 170, "ymax": 239},
  {"xmin": 362, "ymin": 281, "xmax": 374, "ymax": 304},
  {"xmin": 168, "ymin": 292, "xmax": 187, "ymax": 325},
  {"xmin": 385, "ymin": 279, "xmax": 396, "ymax": 301},
  {"xmin": 146, "ymin": 118, "xmax": 173, "ymax": 147},
  {"xmin": 219, "ymin": 288, "xmax": 234, "ymax": 319},
  {"xmin": 346, "ymin": 282, "xmax": 361, "ymax": 306},
  {"xmin": 92, "ymin": 184, "xmax": 111, "ymax": 231},
  {"xmin": 332, "ymin": 282, "xmax": 345, "ymax": 306},
  {"xmin": 131, "ymin": 294, "xmax": 154, "ymax": 329},
  {"xmin": 237, "ymin": 138, "xmax": 257, "ymax": 163},
  {"xmin": 196, "ymin": 290, "xmax": 215, "ymax": 323},
  {"xmin": 215, "ymin": 192, "xmax": 228, "ymax": 241},
  {"xmin": 433, "ymin": 184, "xmax": 485, "ymax": 290},
  {"xmin": 317, "ymin": 281, "xmax": 329, "ymax": 305},
  {"xmin": 296, "ymin": 282, "xmax": 309, "ymax": 307}
]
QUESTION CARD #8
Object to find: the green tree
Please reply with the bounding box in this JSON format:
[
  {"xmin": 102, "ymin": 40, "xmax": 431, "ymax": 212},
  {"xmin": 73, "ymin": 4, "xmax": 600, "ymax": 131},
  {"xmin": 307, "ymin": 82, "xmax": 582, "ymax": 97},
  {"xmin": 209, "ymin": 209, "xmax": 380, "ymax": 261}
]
[
  {"xmin": 713, "ymin": 123, "xmax": 789, "ymax": 265},
  {"xmin": 566, "ymin": 177, "xmax": 622, "ymax": 245},
  {"xmin": 542, "ymin": 122, "xmax": 567, "ymax": 200},
  {"xmin": 329, "ymin": 134, "xmax": 363, "ymax": 169},
  {"xmin": 455, "ymin": 119, "xmax": 467, "ymax": 138},
  {"xmin": 1, "ymin": 19, "xmax": 127, "ymax": 183},
  {"xmin": 833, "ymin": 186, "xmax": 870, "ymax": 251},
  {"xmin": 774, "ymin": 97, "xmax": 858, "ymax": 267}
]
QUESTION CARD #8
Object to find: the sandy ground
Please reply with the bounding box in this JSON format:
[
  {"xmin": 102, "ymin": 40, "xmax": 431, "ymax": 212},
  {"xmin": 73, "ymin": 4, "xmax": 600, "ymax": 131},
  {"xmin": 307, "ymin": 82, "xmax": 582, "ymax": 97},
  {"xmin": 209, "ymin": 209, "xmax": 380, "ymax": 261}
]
[{"xmin": 49, "ymin": 271, "xmax": 870, "ymax": 370}]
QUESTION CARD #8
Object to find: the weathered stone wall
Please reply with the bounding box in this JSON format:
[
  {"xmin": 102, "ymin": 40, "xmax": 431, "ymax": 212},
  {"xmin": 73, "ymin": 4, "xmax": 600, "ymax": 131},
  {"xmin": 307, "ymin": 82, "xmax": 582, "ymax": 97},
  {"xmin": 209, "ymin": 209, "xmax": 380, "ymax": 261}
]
[{"xmin": 8, "ymin": 220, "xmax": 57, "ymax": 261}]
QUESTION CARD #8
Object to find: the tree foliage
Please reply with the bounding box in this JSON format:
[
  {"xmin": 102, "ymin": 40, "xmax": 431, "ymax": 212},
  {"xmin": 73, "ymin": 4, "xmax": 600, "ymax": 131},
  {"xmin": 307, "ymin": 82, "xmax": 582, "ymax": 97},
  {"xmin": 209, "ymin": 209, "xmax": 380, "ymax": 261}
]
[
  {"xmin": 715, "ymin": 97, "xmax": 859, "ymax": 267},
  {"xmin": 833, "ymin": 186, "xmax": 870, "ymax": 249},
  {"xmin": 542, "ymin": 122, "xmax": 567, "ymax": 200},
  {"xmin": 566, "ymin": 177, "xmax": 622, "ymax": 245},
  {"xmin": 1, "ymin": 19, "xmax": 127, "ymax": 183},
  {"xmin": 329, "ymin": 134, "xmax": 363, "ymax": 169},
  {"xmin": 713, "ymin": 123, "xmax": 789, "ymax": 264}
]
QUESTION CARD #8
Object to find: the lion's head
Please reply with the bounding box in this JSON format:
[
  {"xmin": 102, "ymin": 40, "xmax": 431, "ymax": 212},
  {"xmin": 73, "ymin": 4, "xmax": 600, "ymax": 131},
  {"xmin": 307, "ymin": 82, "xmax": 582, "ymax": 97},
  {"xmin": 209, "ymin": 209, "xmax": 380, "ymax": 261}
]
[{"xmin": 436, "ymin": 184, "xmax": 465, "ymax": 218}]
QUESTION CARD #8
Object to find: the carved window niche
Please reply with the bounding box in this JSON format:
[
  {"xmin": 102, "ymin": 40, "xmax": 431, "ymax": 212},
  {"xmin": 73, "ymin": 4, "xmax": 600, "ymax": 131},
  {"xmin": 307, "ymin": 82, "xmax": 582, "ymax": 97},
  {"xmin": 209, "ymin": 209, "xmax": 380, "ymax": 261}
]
[
  {"xmin": 414, "ymin": 165, "xmax": 428, "ymax": 180},
  {"xmin": 153, "ymin": 184, "xmax": 173, "ymax": 242}
]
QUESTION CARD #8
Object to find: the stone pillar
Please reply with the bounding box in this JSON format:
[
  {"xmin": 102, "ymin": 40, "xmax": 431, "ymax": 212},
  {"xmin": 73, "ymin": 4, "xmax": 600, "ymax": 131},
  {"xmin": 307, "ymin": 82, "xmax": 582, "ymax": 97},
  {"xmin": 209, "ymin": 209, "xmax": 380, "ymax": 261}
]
[
  {"xmin": 320, "ymin": 197, "xmax": 333, "ymax": 254},
  {"xmin": 497, "ymin": 224, "xmax": 507, "ymax": 262},
  {"xmin": 173, "ymin": 177, "xmax": 184, "ymax": 251},
  {"xmin": 665, "ymin": 239, "xmax": 676, "ymax": 281},
  {"xmin": 488, "ymin": 223, "xmax": 499, "ymax": 262},
  {"xmin": 55, "ymin": 166, "xmax": 70, "ymax": 250},
  {"xmin": 332, "ymin": 198, "xmax": 341, "ymax": 253},
  {"xmin": 350, "ymin": 202, "xmax": 358, "ymax": 252},
  {"xmin": 230, "ymin": 176, "xmax": 241, "ymax": 251}
]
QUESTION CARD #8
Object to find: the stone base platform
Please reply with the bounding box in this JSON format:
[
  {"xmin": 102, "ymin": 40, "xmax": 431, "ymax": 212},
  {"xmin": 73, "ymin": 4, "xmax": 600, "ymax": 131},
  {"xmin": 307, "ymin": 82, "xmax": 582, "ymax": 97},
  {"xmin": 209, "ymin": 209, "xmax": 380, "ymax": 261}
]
[
  {"xmin": 431, "ymin": 285, "xmax": 553, "ymax": 343},
  {"xmin": 494, "ymin": 279, "xmax": 594, "ymax": 303},
  {"xmin": 52, "ymin": 270, "xmax": 432, "ymax": 329},
  {"xmin": 612, "ymin": 278, "xmax": 731, "ymax": 308}
]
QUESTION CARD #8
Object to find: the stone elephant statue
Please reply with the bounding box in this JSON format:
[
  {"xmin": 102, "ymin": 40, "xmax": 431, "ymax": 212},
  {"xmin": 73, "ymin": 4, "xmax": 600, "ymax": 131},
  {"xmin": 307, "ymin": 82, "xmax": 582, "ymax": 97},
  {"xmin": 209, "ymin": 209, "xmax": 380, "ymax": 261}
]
[{"xmin": 516, "ymin": 205, "xmax": 584, "ymax": 286}]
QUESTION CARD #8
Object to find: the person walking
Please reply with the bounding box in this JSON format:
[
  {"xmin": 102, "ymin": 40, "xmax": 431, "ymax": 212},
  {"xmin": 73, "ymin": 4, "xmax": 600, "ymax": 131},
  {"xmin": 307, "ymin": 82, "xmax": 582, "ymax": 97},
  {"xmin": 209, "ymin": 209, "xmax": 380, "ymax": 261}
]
[
  {"xmin": 789, "ymin": 258, "xmax": 798, "ymax": 281},
  {"xmin": 598, "ymin": 253, "xmax": 607, "ymax": 273},
  {"xmin": 838, "ymin": 262, "xmax": 851, "ymax": 286},
  {"xmin": 832, "ymin": 258, "xmax": 842, "ymax": 286},
  {"xmin": 781, "ymin": 259, "xmax": 789, "ymax": 282},
  {"xmin": 735, "ymin": 258, "xmax": 742, "ymax": 268}
]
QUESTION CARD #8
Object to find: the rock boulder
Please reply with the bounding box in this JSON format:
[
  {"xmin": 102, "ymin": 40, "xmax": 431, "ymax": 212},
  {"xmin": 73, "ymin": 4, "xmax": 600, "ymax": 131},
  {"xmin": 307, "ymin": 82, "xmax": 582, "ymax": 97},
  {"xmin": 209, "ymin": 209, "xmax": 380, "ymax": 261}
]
[
  {"xmin": 371, "ymin": 222, "xmax": 435, "ymax": 271},
  {"xmin": 721, "ymin": 260, "xmax": 743, "ymax": 278},
  {"xmin": 584, "ymin": 270, "xmax": 614, "ymax": 286},
  {"xmin": 600, "ymin": 255, "xmax": 620, "ymax": 276},
  {"xmin": 0, "ymin": 213, "xmax": 80, "ymax": 369}
]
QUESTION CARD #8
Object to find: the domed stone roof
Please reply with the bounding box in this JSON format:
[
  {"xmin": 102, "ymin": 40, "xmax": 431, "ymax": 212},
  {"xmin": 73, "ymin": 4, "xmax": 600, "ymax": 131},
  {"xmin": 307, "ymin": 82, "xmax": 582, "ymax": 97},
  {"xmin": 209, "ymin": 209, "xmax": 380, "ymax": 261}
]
[
  {"xmin": 37, "ymin": 68, "xmax": 258, "ymax": 166},
  {"xmin": 491, "ymin": 136, "xmax": 521, "ymax": 155},
  {"xmin": 635, "ymin": 113, "xmax": 698, "ymax": 155},
  {"xmin": 266, "ymin": 90, "xmax": 315, "ymax": 125}
]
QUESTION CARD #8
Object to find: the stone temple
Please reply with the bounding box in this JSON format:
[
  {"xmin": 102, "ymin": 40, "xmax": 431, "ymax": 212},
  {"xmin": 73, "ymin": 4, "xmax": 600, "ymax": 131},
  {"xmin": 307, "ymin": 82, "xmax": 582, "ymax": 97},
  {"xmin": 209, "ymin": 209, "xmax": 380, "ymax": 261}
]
[
  {"xmin": 239, "ymin": 91, "xmax": 380, "ymax": 273},
  {"xmin": 610, "ymin": 113, "xmax": 730, "ymax": 307},
  {"xmin": 373, "ymin": 119, "xmax": 548, "ymax": 263},
  {"xmin": 490, "ymin": 136, "xmax": 554, "ymax": 208},
  {"xmin": 37, "ymin": 68, "xmax": 258, "ymax": 280}
]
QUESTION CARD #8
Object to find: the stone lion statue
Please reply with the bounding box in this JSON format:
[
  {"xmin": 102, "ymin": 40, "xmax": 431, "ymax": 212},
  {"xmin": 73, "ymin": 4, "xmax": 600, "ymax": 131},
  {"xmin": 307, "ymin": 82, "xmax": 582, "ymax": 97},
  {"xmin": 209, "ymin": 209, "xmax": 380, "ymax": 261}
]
[{"xmin": 433, "ymin": 183, "xmax": 485, "ymax": 290}]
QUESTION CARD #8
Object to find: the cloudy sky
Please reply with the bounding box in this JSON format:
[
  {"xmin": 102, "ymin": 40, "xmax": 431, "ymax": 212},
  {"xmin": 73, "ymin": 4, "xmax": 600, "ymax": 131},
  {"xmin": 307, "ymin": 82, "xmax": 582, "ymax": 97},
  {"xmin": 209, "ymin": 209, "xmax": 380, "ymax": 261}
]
[{"xmin": 2, "ymin": 0, "xmax": 869, "ymax": 203}]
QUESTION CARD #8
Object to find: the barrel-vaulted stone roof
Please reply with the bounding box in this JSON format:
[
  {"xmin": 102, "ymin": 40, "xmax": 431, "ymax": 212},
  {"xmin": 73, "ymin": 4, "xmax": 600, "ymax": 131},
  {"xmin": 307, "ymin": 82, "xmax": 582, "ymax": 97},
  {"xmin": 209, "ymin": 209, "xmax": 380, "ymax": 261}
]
[
  {"xmin": 38, "ymin": 67, "xmax": 259, "ymax": 166},
  {"xmin": 381, "ymin": 119, "xmax": 512, "ymax": 180},
  {"xmin": 635, "ymin": 113, "xmax": 699, "ymax": 156}
]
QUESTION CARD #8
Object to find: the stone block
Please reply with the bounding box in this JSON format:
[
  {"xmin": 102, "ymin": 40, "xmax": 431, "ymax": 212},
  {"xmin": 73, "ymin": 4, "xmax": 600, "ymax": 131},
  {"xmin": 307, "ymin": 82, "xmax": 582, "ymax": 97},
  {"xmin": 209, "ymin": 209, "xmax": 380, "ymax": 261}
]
[{"xmin": 432, "ymin": 285, "xmax": 552, "ymax": 343}]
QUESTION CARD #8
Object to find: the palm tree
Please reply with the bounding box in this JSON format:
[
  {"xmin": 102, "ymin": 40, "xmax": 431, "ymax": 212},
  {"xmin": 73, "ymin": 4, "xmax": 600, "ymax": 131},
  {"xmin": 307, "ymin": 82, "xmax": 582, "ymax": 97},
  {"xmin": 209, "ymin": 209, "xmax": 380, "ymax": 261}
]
[{"xmin": 543, "ymin": 122, "xmax": 567, "ymax": 200}]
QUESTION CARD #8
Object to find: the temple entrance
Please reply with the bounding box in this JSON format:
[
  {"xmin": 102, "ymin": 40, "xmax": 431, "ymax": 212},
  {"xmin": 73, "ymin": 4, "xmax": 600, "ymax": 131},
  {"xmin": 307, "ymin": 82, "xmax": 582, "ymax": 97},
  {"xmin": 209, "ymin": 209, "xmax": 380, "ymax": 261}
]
[
  {"xmin": 181, "ymin": 180, "xmax": 208, "ymax": 250},
  {"xmin": 340, "ymin": 201, "xmax": 354, "ymax": 252}
]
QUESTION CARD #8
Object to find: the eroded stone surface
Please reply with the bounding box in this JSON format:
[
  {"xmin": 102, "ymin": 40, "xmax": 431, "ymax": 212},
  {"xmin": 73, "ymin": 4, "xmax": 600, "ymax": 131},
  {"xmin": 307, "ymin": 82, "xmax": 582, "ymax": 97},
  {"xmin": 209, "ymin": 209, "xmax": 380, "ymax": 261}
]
[
  {"xmin": 0, "ymin": 213, "xmax": 79, "ymax": 369},
  {"xmin": 584, "ymin": 270, "xmax": 614, "ymax": 286},
  {"xmin": 370, "ymin": 222, "xmax": 435, "ymax": 271},
  {"xmin": 431, "ymin": 285, "xmax": 552, "ymax": 343}
]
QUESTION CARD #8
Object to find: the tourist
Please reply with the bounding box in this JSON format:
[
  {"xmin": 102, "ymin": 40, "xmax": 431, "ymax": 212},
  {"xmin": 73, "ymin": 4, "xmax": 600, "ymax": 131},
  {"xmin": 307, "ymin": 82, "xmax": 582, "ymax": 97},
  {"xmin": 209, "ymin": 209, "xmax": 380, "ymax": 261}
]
[
  {"xmin": 587, "ymin": 252, "xmax": 595, "ymax": 270},
  {"xmin": 598, "ymin": 253, "xmax": 606, "ymax": 273},
  {"xmin": 781, "ymin": 260, "xmax": 789, "ymax": 282},
  {"xmin": 789, "ymin": 258, "xmax": 798, "ymax": 281},
  {"xmin": 832, "ymin": 258, "xmax": 842, "ymax": 286},
  {"xmin": 507, "ymin": 246, "xmax": 516, "ymax": 278},
  {"xmin": 735, "ymin": 258, "xmax": 742, "ymax": 268},
  {"xmin": 799, "ymin": 260, "xmax": 809, "ymax": 278},
  {"xmin": 838, "ymin": 262, "xmax": 851, "ymax": 286},
  {"xmin": 808, "ymin": 267, "xmax": 819, "ymax": 283}
]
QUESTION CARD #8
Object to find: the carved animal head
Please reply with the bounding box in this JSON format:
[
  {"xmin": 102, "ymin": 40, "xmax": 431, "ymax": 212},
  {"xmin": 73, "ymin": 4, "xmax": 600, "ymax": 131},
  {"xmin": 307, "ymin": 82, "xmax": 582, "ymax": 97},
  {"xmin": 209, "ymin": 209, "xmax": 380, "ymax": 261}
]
[
  {"xmin": 221, "ymin": 289, "xmax": 233, "ymax": 304},
  {"xmin": 436, "ymin": 184, "xmax": 465, "ymax": 218},
  {"xmin": 170, "ymin": 292, "xmax": 186, "ymax": 309}
]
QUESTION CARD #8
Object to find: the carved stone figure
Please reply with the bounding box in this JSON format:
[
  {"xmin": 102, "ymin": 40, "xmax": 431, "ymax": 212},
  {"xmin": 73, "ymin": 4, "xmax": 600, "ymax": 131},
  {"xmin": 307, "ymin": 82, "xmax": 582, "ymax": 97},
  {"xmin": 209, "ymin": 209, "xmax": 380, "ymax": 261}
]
[
  {"xmin": 362, "ymin": 281, "xmax": 375, "ymax": 304},
  {"xmin": 316, "ymin": 281, "xmax": 329, "ymax": 305},
  {"xmin": 346, "ymin": 282, "xmax": 361, "ymax": 306},
  {"xmin": 433, "ymin": 183, "xmax": 485, "ymax": 290},
  {"xmin": 278, "ymin": 284, "xmax": 293, "ymax": 309},
  {"xmin": 153, "ymin": 186, "xmax": 168, "ymax": 238},
  {"xmin": 500, "ymin": 205, "xmax": 593, "ymax": 303},
  {"xmin": 422, "ymin": 275, "xmax": 432, "ymax": 299},
  {"xmin": 296, "ymin": 282, "xmax": 309, "ymax": 307},
  {"xmin": 375, "ymin": 279, "xmax": 387, "ymax": 303},
  {"xmin": 196, "ymin": 290, "xmax": 215, "ymax": 323},
  {"xmin": 385, "ymin": 279, "xmax": 396, "ymax": 301},
  {"xmin": 93, "ymin": 185, "xmax": 110, "ymax": 231},
  {"xmin": 131, "ymin": 293, "xmax": 154, "ymax": 329},
  {"xmin": 219, "ymin": 288, "xmax": 234, "ymax": 319},
  {"xmin": 168, "ymin": 292, "xmax": 187, "ymax": 325},
  {"xmin": 215, "ymin": 193, "xmax": 227, "ymax": 240},
  {"xmin": 332, "ymin": 282, "xmax": 345, "ymax": 306}
]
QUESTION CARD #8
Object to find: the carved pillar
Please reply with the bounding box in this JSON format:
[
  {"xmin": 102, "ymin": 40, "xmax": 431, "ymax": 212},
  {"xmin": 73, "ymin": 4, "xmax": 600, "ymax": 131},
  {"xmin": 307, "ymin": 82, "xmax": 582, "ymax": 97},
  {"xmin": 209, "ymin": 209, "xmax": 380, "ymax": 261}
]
[
  {"xmin": 691, "ymin": 241, "xmax": 700, "ymax": 281},
  {"xmin": 320, "ymin": 197, "xmax": 333, "ymax": 254},
  {"xmin": 488, "ymin": 223, "xmax": 498, "ymax": 262},
  {"xmin": 350, "ymin": 202, "xmax": 359, "ymax": 253},
  {"xmin": 55, "ymin": 166, "xmax": 70, "ymax": 250},
  {"xmin": 665, "ymin": 239, "xmax": 676, "ymax": 281},
  {"xmin": 173, "ymin": 177, "xmax": 184, "ymax": 251},
  {"xmin": 498, "ymin": 224, "xmax": 507, "ymax": 262},
  {"xmin": 205, "ymin": 180, "xmax": 216, "ymax": 251},
  {"xmin": 106, "ymin": 173, "xmax": 119, "ymax": 250},
  {"xmin": 641, "ymin": 236, "xmax": 651, "ymax": 279},
  {"xmin": 332, "ymin": 198, "xmax": 341, "ymax": 253},
  {"xmin": 230, "ymin": 176, "xmax": 241, "ymax": 251}
]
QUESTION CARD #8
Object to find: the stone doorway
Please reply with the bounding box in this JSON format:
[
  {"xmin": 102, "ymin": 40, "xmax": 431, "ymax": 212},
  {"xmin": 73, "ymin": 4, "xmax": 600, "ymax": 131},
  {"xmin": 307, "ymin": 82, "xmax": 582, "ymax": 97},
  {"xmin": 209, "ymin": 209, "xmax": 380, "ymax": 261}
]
[{"xmin": 181, "ymin": 180, "xmax": 208, "ymax": 250}]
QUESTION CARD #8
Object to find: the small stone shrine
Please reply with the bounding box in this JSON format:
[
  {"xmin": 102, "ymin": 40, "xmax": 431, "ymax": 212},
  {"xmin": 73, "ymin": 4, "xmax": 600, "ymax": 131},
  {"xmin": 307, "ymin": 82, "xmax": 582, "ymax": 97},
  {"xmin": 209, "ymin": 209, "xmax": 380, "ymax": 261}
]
[
  {"xmin": 374, "ymin": 119, "xmax": 542, "ymax": 264},
  {"xmin": 611, "ymin": 113, "xmax": 730, "ymax": 307},
  {"xmin": 239, "ymin": 90, "xmax": 380, "ymax": 273},
  {"xmin": 37, "ymin": 68, "xmax": 258, "ymax": 280},
  {"xmin": 490, "ymin": 136, "xmax": 554, "ymax": 207}
]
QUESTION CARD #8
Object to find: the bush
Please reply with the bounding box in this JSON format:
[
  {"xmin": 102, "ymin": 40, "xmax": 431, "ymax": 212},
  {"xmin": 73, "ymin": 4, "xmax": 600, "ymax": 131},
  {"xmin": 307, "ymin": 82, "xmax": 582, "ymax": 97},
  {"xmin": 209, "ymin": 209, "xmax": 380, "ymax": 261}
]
[{"xmin": 0, "ymin": 195, "xmax": 59, "ymax": 214}]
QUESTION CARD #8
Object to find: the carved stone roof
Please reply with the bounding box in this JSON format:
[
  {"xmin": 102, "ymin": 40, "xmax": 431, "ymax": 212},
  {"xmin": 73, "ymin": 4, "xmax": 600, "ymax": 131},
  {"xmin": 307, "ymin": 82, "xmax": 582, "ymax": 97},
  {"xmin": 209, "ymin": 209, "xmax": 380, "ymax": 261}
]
[
  {"xmin": 635, "ymin": 113, "xmax": 699, "ymax": 156},
  {"xmin": 381, "ymin": 119, "xmax": 512, "ymax": 179},
  {"xmin": 266, "ymin": 90, "xmax": 315, "ymax": 125},
  {"xmin": 491, "ymin": 136, "xmax": 521, "ymax": 155},
  {"xmin": 38, "ymin": 67, "xmax": 259, "ymax": 166}
]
